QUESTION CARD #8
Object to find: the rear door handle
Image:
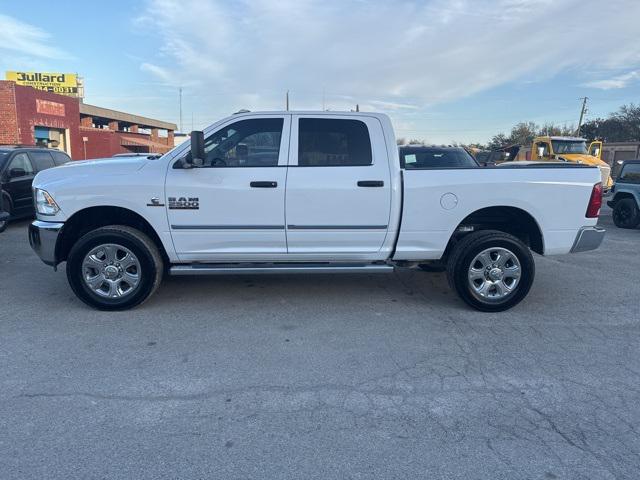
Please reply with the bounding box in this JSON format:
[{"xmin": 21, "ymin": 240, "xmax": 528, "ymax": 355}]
[
  {"xmin": 250, "ymin": 181, "xmax": 278, "ymax": 188},
  {"xmin": 357, "ymin": 180, "xmax": 384, "ymax": 187}
]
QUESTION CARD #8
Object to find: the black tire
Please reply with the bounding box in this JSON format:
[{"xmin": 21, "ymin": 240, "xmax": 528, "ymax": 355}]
[
  {"xmin": 446, "ymin": 230, "xmax": 535, "ymax": 312},
  {"xmin": 612, "ymin": 198, "xmax": 640, "ymax": 229},
  {"xmin": 66, "ymin": 225, "xmax": 163, "ymax": 311},
  {"xmin": 0, "ymin": 193, "xmax": 11, "ymax": 233},
  {"xmin": 418, "ymin": 261, "xmax": 447, "ymax": 273},
  {"xmin": 2, "ymin": 192, "xmax": 12, "ymax": 215}
]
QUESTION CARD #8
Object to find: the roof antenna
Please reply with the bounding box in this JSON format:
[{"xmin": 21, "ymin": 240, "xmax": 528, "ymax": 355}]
[{"xmin": 286, "ymin": 90, "xmax": 289, "ymax": 111}]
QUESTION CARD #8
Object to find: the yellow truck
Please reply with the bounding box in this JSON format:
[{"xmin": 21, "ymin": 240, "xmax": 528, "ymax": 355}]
[{"xmin": 529, "ymin": 136, "xmax": 612, "ymax": 189}]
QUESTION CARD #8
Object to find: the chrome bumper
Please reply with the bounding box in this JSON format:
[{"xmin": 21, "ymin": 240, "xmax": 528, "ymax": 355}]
[
  {"xmin": 570, "ymin": 226, "xmax": 605, "ymax": 253},
  {"xmin": 29, "ymin": 220, "xmax": 64, "ymax": 266}
]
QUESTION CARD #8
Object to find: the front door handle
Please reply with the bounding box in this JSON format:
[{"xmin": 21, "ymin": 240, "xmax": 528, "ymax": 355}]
[
  {"xmin": 357, "ymin": 180, "xmax": 384, "ymax": 187},
  {"xmin": 250, "ymin": 181, "xmax": 278, "ymax": 188}
]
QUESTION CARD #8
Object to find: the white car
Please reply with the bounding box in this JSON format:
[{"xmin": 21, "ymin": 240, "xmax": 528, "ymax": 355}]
[{"xmin": 29, "ymin": 111, "xmax": 604, "ymax": 311}]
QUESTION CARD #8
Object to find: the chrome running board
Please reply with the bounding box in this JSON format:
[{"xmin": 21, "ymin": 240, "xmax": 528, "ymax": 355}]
[{"xmin": 169, "ymin": 263, "xmax": 394, "ymax": 276}]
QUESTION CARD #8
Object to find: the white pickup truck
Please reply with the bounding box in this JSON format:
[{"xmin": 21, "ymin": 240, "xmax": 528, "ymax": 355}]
[{"xmin": 29, "ymin": 111, "xmax": 605, "ymax": 312}]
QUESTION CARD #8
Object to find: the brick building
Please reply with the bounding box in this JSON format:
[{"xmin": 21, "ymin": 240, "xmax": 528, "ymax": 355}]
[{"xmin": 0, "ymin": 80, "xmax": 176, "ymax": 160}]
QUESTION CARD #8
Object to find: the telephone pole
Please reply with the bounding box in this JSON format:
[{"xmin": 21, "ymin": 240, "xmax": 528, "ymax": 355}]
[
  {"xmin": 179, "ymin": 87, "xmax": 183, "ymax": 133},
  {"xmin": 576, "ymin": 97, "xmax": 588, "ymax": 136}
]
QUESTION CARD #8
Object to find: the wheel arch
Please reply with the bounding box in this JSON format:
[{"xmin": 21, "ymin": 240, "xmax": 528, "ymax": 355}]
[
  {"xmin": 611, "ymin": 191, "xmax": 639, "ymax": 206},
  {"xmin": 56, "ymin": 206, "xmax": 169, "ymax": 266},
  {"xmin": 445, "ymin": 205, "xmax": 544, "ymax": 257}
]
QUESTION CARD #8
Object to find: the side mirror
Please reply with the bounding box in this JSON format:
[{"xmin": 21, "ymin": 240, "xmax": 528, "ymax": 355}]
[
  {"xmin": 537, "ymin": 146, "xmax": 545, "ymax": 158},
  {"xmin": 9, "ymin": 168, "xmax": 27, "ymax": 178},
  {"xmin": 190, "ymin": 130, "xmax": 205, "ymax": 167}
]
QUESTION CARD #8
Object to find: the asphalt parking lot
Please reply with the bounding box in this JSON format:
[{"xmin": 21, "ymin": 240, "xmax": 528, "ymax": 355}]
[{"xmin": 1, "ymin": 207, "xmax": 639, "ymax": 480}]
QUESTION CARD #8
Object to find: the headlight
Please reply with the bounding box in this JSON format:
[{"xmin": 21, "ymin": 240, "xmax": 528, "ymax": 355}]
[{"xmin": 34, "ymin": 189, "xmax": 60, "ymax": 216}]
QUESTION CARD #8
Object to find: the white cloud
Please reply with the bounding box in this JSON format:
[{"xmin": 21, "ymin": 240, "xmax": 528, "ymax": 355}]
[
  {"xmin": 582, "ymin": 70, "xmax": 640, "ymax": 90},
  {"xmin": 135, "ymin": 0, "xmax": 640, "ymax": 135},
  {"xmin": 0, "ymin": 14, "xmax": 70, "ymax": 60},
  {"xmin": 140, "ymin": 62, "xmax": 178, "ymax": 86}
]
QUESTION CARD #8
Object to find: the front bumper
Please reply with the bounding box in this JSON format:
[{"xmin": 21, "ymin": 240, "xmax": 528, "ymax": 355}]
[
  {"xmin": 29, "ymin": 220, "xmax": 64, "ymax": 266},
  {"xmin": 570, "ymin": 226, "xmax": 605, "ymax": 253}
]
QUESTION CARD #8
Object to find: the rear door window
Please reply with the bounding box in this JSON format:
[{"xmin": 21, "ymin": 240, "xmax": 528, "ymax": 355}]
[
  {"xmin": 618, "ymin": 163, "xmax": 640, "ymax": 184},
  {"xmin": 298, "ymin": 119, "xmax": 372, "ymax": 166},
  {"xmin": 28, "ymin": 150, "xmax": 55, "ymax": 171},
  {"xmin": 51, "ymin": 150, "xmax": 71, "ymax": 166}
]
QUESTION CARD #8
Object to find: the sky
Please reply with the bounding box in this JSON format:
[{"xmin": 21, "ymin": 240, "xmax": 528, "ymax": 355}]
[{"xmin": 1, "ymin": 0, "xmax": 639, "ymax": 144}]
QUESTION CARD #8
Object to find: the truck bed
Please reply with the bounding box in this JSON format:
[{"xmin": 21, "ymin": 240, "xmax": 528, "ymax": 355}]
[{"xmin": 395, "ymin": 164, "xmax": 601, "ymax": 260}]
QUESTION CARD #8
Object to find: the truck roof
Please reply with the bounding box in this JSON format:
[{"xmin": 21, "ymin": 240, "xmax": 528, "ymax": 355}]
[
  {"xmin": 231, "ymin": 110, "xmax": 388, "ymax": 118},
  {"xmin": 539, "ymin": 136, "xmax": 587, "ymax": 142}
]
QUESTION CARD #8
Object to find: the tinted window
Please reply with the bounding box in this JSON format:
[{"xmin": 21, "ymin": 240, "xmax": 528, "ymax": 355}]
[
  {"xmin": 200, "ymin": 118, "xmax": 283, "ymax": 167},
  {"xmin": 29, "ymin": 151, "xmax": 55, "ymax": 171},
  {"xmin": 619, "ymin": 163, "xmax": 640, "ymax": 184},
  {"xmin": 51, "ymin": 150, "xmax": 71, "ymax": 166},
  {"xmin": 400, "ymin": 148, "xmax": 478, "ymax": 169},
  {"xmin": 8, "ymin": 153, "xmax": 34, "ymax": 175},
  {"xmin": 552, "ymin": 140, "xmax": 587, "ymax": 154},
  {"xmin": 298, "ymin": 119, "xmax": 372, "ymax": 166}
]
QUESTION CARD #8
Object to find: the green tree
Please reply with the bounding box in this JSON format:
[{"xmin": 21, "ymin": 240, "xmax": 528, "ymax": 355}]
[
  {"xmin": 508, "ymin": 122, "xmax": 538, "ymax": 146},
  {"xmin": 580, "ymin": 103, "xmax": 640, "ymax": 142},
  {"xmin": 487, "ymin": 133, "xmax": 509, "ymax": 149},
  {"xmin": 538, "ymin": 123, "xmax": 575, "ymax": 136}
]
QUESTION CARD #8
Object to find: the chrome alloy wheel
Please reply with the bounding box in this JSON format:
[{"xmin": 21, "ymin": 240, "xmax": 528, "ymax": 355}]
[
  {"xmin": 82, "ymin": 244, "xmax": 141, "ymax": 298},
  {"xmin": 467, "ymin": 247, "xmax": 521, "ymax": 302}
]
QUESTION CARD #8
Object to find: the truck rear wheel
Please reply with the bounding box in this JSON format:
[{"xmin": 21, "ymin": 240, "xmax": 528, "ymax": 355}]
[
  {"xmin": 447, "ymin": 230, "xmax": 534, "ymax": 312},
  {"xmin": 612, "ymin": 198, "xmax": 640, "ymax": 229},
  {"xmin": 66, "ymin": 225, "xmax": 163, "ymax": 311}
]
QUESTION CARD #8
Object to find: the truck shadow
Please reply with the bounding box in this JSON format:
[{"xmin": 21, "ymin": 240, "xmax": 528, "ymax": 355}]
[{"xmin": 157, "ymin": 268, "xmax": 462, "ymax": 312}]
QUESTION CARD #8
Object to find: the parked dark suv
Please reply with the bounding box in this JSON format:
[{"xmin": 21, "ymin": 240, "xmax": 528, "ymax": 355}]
[
  {"xmin": 607, "ymin": 160, "xmax": 640, "ymax": 229},
  {"xmin": 0, "ymin": 147, "xmax": 71, "ymax": 224}
]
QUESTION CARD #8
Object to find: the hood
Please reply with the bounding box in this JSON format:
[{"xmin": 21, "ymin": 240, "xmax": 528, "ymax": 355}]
[
  {"xmin": 557, "ymin": 154, "xmax": 613, "ymax": 187},
  {"xmin": 555, "ymin": 153, "xmax": 607, "ymax": 167},
  {"xmin": 33, "ymin": 156, "xmax": 148, "ymax": 189}
]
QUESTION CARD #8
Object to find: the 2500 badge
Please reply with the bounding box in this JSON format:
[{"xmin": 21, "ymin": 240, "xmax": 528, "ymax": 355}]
[{"xmin": 168, "ymin": 197, "xmax": 199, "ymax": 210}]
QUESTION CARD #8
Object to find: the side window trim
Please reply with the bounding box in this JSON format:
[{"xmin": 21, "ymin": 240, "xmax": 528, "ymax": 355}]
[
  {"xmin": 619, "ymin": 164, "xmax": 640, "ymax": 184},
  {"xmin": 8, "ymin": 152, "xmax": 35, "ymax": 175},
  {"xmin": 291, "ymin": 116, "xmax": 374, "ymax": 167},
  {"xmin": 176, "ymin": 115, "xmax": 290, "ymax": 169}
]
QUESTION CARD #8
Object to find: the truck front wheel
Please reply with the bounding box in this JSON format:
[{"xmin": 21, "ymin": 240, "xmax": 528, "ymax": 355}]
[
  {"xmin": 66, "ymin": 225, "xmax": 164, "ymax": 310},
  {"xmin": 447, "ymin": 230, "xmax": 535, "ymax": 312}
]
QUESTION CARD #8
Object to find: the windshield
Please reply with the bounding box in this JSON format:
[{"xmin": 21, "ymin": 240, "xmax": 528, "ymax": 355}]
[{"xmin": 551, "ymin": 140, "xmax": 587, "ymax": 155}]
